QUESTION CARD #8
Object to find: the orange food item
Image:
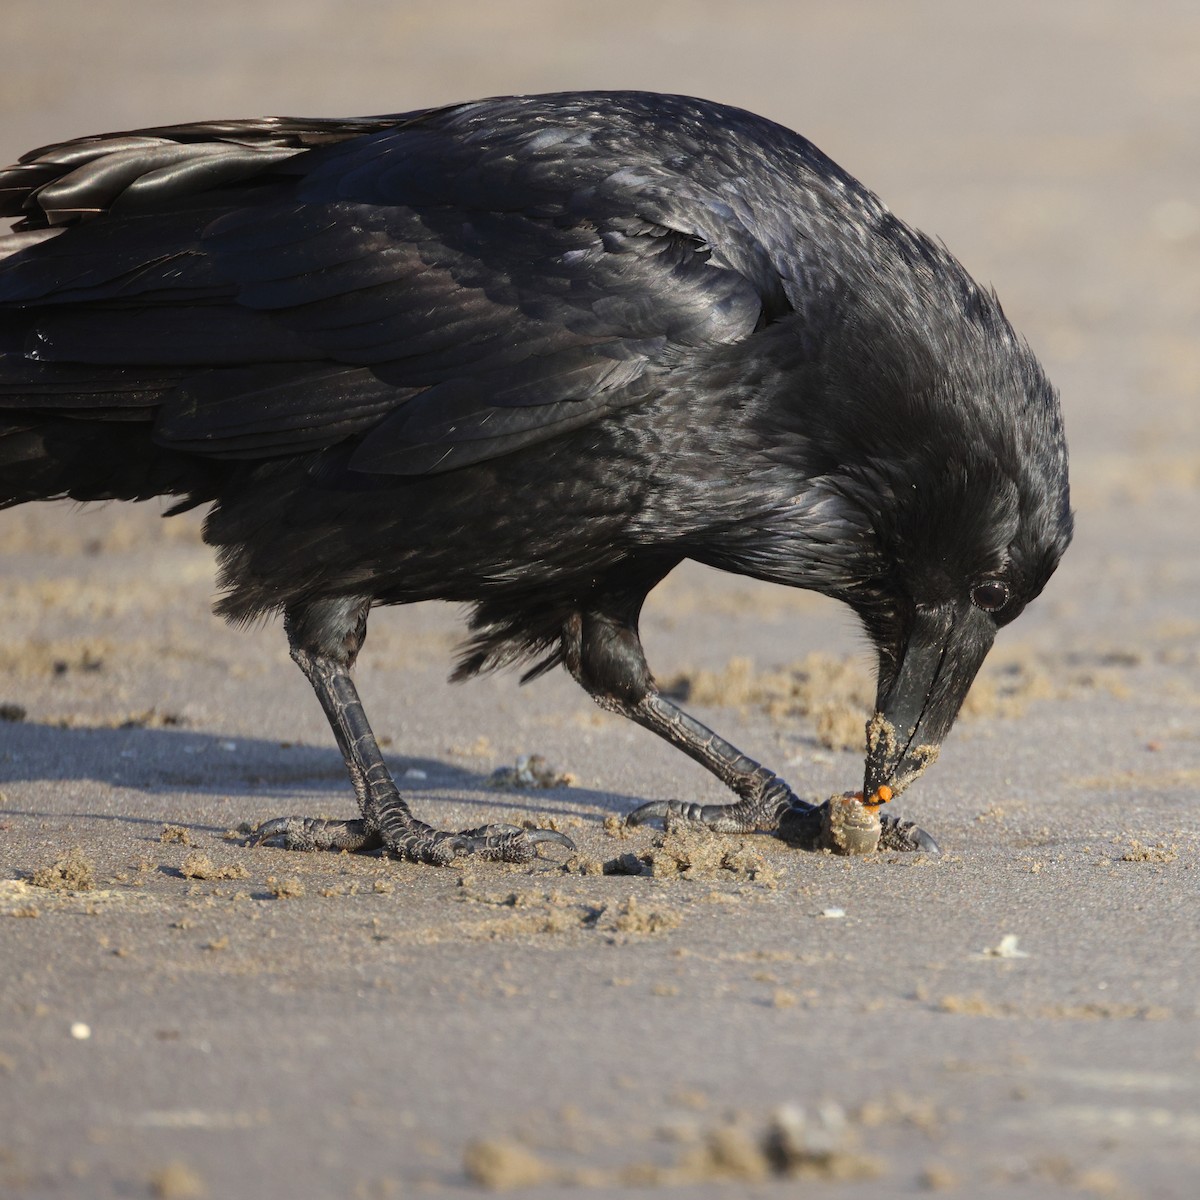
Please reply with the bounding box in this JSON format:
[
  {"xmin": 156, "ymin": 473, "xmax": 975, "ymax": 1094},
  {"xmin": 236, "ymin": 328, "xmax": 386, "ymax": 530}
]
[{"xmin": 855, "ymin": 784, "xmax": 892, "ymax": 808}]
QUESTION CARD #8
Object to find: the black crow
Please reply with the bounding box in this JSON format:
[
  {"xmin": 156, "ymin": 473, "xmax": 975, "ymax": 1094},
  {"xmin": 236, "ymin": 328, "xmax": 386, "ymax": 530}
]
[{"xmin": 0, "ymin": 92, "xmax": 1072, "ymax": 864}]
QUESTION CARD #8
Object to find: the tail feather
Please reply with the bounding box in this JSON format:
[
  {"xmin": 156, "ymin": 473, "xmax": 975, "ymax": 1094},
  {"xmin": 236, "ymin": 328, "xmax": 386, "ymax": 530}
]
[{"xmin": 0, "ymin": 414, "xmax": 225, "ymax": 507}]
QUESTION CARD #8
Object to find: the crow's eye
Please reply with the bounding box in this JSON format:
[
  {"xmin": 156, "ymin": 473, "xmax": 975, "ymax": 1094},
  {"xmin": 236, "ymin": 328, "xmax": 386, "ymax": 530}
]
[{"xmin": 971, "ymin": 580, "xmax": 1010, "ymax": 612}]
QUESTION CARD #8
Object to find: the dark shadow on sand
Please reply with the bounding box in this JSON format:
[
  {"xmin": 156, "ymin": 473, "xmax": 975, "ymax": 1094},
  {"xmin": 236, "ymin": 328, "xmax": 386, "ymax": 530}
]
[{"xmin": 0, "ymin": 718, "xmax": 642, "ymax": 830}]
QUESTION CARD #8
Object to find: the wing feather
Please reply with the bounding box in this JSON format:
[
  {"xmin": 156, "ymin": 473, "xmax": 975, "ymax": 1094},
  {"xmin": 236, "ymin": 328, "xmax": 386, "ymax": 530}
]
[{"xmin": 0, "ymin": 93, "xmax": 799, "ymax": 474}]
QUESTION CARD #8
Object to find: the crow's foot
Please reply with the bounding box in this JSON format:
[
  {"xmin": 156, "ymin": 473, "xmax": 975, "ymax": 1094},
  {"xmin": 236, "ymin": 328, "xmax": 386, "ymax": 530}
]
[
  {"xmin": 628, "ymin": 794, "xmax": 938, "ymax": 857},
  {"xmin": 252, "ymin": 816, "xmax": 379, "ymax": 853},
  {"xmin": 624, "ymin": 791, "xmax": 814, "ymax": 835},
  {"xmin": 624, "ymin": 777, "xmax": 820, "ymax": 835},
  {"xmin": 252, "ymin": 815, "xmax": 574, "ymax": 865},
  {"xmin": 444, "ymin": 822, "xmax": 577, "ymax": 864},
  {"xmin": 278, "ymin": 628, "xmax": 576, "ymax": 867}
]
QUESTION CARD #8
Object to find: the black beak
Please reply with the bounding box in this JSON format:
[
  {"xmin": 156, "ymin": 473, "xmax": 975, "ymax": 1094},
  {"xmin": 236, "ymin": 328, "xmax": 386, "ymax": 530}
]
[{"xmin": 864, "ymin": 603, "xmax": 995, "ymax": 799}]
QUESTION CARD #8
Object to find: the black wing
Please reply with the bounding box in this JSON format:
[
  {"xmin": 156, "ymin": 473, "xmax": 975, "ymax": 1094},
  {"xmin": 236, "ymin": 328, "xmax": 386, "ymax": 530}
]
[{"xmin": 0, "ymin": 94, "xmax": 798, "ymax": 475}]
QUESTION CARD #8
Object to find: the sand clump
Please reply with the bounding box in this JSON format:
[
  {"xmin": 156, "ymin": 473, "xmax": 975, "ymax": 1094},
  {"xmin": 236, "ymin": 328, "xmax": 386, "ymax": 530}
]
[
  {"xmin": 179, "ymin": 852, "xmax": 250, "ymax": 881},
  {"xmin": 606, "ymin": 895, "xmax": 682, "ymax": 935},
  {"xmin": 606, "ymin": 825, "xmax": 780, "ymax": 885},
  {"xmin": 1119, "ymin": 839, "xmax": 1178, "ymax": 863},
  {"xmin": 148, "ymin": 1160, "xmax": 207, "ymax": 1199},
  {"xmin": 454, "ymin": 886, "xmax": 681, "ymax": 940},
  {"xmin": 29, "ymin": 846, "xmax": 95, "ymax": 892},
  {"xmin": 266, "ymin": 875, "xmax": 306, "ymax": 898},
  {"xmin": 464, "ymin": 1139, "xmax": 553, "ymax": 1190},
  {"xmin": 939, "ymin": 993, "xmax": 1172, "ymax": 1021},
  {"xmin": 462, "ymin": 1105, "xmax": 881, "ymax": 1190}
]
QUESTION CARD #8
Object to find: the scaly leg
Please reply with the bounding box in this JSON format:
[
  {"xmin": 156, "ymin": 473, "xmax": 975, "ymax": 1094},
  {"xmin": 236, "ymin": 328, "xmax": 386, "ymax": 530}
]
[
  {"xmin": 615, "ymin": 694, "xmax": 937, "ymax": 852},
  {"xmin": 253, "ymin": 598, "xmax": 574, "ymax": 865},
  {"xmin": 562, "ymin": 605, "xmax": 936, "ymax": 853}
]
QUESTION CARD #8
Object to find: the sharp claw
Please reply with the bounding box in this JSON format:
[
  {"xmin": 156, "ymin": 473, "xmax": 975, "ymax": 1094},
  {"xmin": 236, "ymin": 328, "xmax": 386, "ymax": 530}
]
[
  {"xmin": 879, "ymin": 814, "xmax": 941, "ymax": 854},
  {"xmin": 454, "ymin": 823, "xmax": 575, "ymax": 862},
  {"xmin": 624, "ymin": 799, "xmax": 715, "ymax": 827},
  {"xmin": 523, "ymin": 828, "xmax": 577, "ymax": 854},
  {"xmin": 625, "ymin": 800, "xmax": 671, "ymax": 827},
  {"xmin": 250, "ymin": 817, "xmax": 288, "ymax": 845},
  {"xmin": 909, "ymin": 825, "xmax": 941, "ymax": 854}
]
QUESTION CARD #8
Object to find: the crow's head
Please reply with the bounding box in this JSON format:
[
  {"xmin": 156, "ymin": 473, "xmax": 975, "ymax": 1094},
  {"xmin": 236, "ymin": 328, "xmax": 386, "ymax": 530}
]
[{"xmin": 751, "ymin": 243, "xmax": 1073, "ymax": 800}]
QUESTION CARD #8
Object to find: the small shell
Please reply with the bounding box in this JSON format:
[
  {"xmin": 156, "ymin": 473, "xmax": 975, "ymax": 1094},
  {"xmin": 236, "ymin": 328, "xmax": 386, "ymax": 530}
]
[{"xmin": 821, "ymin": 792, "xmax": 882, "ymax": 856}]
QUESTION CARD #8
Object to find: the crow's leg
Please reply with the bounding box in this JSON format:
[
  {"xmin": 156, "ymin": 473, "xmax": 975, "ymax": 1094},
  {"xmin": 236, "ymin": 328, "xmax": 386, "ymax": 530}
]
[
  {"xmin": 253, "ymin": 598, "xmax": 573, "ymax": 865},
  {"xmin": 563, "ymin": 607, "xmax": 935, "ymax": 853},
  {"xmin": 621, "ymin": 691, "xmax": 817, "ymax": 834},
  {"xmin": 562, "ymin": 608, "xmax": 811, "ymax": 834}
]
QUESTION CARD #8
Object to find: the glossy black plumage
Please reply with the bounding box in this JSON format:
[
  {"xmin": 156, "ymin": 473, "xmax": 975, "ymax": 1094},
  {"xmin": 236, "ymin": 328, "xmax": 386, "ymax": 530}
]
[{"xmin": 0, "ymin": 93, "xmax": 1072, "ymax": 861}]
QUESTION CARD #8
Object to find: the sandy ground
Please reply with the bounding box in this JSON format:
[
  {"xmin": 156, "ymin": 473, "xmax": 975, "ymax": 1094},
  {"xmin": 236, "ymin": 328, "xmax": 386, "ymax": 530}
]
[{"xmin": 1, "ymin": 2, "xmax": 1199, "ymax": 1197}]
